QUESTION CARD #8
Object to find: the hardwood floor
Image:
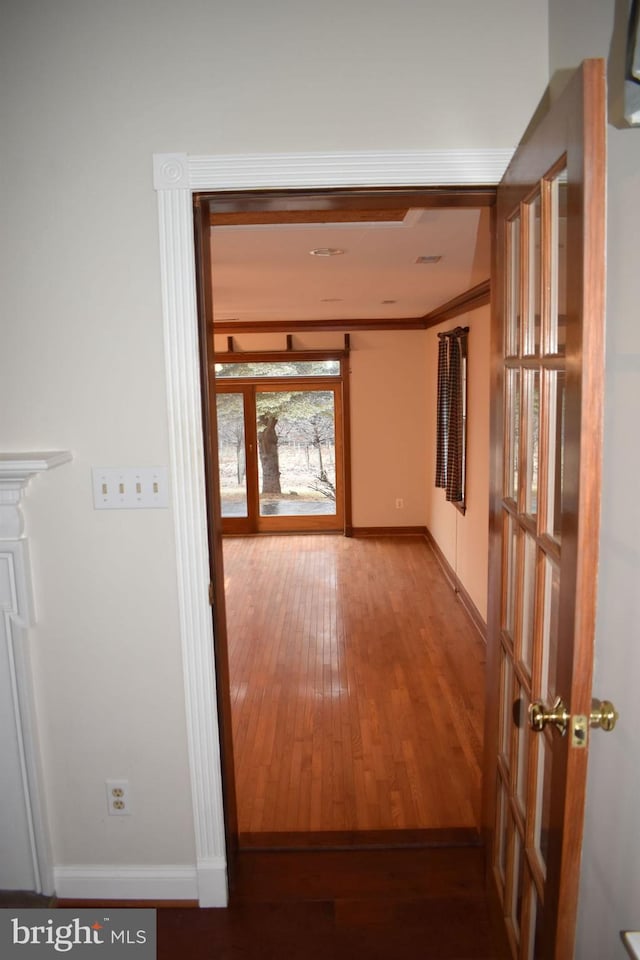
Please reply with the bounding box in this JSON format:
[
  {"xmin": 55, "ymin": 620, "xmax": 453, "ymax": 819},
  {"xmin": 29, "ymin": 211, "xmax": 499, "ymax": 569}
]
[
  {"xmin": 223, "ymin": 534, "xmax": 486, "ymax": 839},
  {"xmin": 156, "ymin": 847, "xmax": 499, "ymax": 960}
]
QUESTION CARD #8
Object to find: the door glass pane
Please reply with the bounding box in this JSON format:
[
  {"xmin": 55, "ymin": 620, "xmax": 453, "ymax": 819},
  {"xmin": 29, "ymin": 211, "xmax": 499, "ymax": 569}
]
[
  {"xmin": 534, "ymin": 734, "xmax": 553, "ymax": 877},
  {"xmin": 525, "ymin": 369, "xmax": 540, "ymax": 517},
  {"xmin": 502, "ymin": 514, "xmax": 518, "ymax": 640},
  {"xmin": 506, "ymin": 217, "xmax": 521, "ymax": 357},
  {"xmin": 256, "ymin": 389, "xmax": 337, "ymax": 517},
  {"xmin": 525, "ymin": 194, "xmax": 542, "ymax": 356},
  {"xmin": 528, "ymin": 883, "xmax": 545, "ymax": 960},
  {"xmin": 505, "ymin": 368, "xmax": 520, "ymax": 501},
  {"xmin": 515, "ymin": 683, "xmax": 531, "ymax": 812},
  {"xmin": 549, "ymin": 170, "xmax": 567, "ymax": 356},
  {"xmin": 495, "ymin": 776, "xmax": 509, "ymax": 895},
  {"xmin": 519, "ymin": 535, "xmax": 537, "ymax": 675},
  {"xmin": 544, "ymin": 371, "xmax": 566, "ymax": 542},
  {"xmin": 216, "ymin": 392, "xmax": 248, "ymax": 518},
  {"xmin": 500, "ymin": 648, "xmax": 514, "ymax": 767},
  {"xmin": 533, "ymin": 887, "xmax": 546, "ymax": 960},
  {"xmin": 540, "ymin": 558, "xmax": 561, "ymax": 703},
  {"xmin": 511, "ymin": 829, "xmax": 526, "ymax": 941}
]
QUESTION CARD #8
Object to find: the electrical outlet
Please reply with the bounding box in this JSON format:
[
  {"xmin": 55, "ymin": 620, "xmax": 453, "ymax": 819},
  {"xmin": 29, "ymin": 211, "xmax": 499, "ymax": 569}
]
[
  {"xmin": 395, "ymin": 498, "xmax": 404, "ymax": 509},
  {"xmin": 106, "ymin": 779, "xmax": 132, "ymax": 816}
]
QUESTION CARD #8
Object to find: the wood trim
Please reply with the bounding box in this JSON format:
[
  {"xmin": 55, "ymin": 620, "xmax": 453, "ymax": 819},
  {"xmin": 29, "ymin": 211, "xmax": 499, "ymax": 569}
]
[
  {"xmin": 351, "ymin": 525, "xmax": 429, "ymax": 537},
  {"xmin": 341, "ymin": 354, "xmax": 353, "ymax": 535},
  {"xmin": 194, "ymin": 197, "xmax": 240, "ymax": 877},
  {"xmin": 213, "ymin": 316, "xmax": 427, "ymax": 334},
  {"xmin": 204, "ymin": 187, "xmax": 498, "ymax": 216},
  {"xmin": 421, "ymin": 279, "xmax": 491, "ymax": 329},
  {"xmin": 211, "ymin": 208, "xmax": 410, "ymax": 226},
  {"xmin": 423, "ymin": 527, "xmax": 488, "ymax": 642},
  {"xmin": 213, "ymin": 349, "xmax": 347, "ymax": 362}
]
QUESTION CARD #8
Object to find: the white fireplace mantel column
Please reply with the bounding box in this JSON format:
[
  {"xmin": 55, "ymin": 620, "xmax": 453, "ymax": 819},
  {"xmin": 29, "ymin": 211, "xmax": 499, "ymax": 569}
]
[{"xmin": 0, "ymin": 450, "xmax": 71, "ymax": 894}]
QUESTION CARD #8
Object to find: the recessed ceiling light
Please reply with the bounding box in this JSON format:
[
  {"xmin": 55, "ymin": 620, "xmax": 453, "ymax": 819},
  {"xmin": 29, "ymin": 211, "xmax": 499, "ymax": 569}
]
[
  {"xmin": 415, "ymin": 255, "xmax": 442, "ymax": 264},
  {"xmin": 310, "ymin": 247, "xmax": 345, "ymax": 257}
]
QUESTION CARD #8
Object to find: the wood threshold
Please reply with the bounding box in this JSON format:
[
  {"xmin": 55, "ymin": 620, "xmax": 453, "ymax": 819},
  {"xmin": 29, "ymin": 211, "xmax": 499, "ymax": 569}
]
[{"xmin": 239, "ymin": 827, "xmax": 481, "ymax": 851}]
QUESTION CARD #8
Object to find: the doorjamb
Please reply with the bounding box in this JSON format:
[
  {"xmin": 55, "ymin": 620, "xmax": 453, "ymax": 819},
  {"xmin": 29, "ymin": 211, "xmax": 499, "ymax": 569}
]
[{"xmin": 152, "ymin": 148, "xmax": 513, "ymax": 907}]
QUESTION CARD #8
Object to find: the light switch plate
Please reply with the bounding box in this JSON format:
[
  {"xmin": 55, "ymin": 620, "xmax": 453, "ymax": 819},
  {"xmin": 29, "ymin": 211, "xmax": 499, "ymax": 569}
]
[{"xmin": 92, "ymin": 467, "xmax": 169, "ymax": 509}]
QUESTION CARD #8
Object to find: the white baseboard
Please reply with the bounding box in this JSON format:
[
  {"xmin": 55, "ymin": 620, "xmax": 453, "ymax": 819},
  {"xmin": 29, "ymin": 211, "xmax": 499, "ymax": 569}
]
[{"xmin": 53, "ymin": 860, "xmax": 227, "ymax": 906}]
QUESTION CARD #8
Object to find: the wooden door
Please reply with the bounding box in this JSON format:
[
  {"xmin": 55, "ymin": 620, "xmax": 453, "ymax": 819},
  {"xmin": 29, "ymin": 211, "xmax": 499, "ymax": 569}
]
[{"xmin": 484, "ymin": 60, "xmax": 606, "ymax": 959}]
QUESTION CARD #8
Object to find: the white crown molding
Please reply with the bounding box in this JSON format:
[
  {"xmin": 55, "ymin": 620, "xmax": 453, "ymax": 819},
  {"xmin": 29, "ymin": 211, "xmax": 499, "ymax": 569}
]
[
  {"xmin": 0, "ymin": 452, "xmax": 72, "ymax": 539},
  {"xmin": 153, "ymin": 147, "xmax": 510, "ymax": 907}
]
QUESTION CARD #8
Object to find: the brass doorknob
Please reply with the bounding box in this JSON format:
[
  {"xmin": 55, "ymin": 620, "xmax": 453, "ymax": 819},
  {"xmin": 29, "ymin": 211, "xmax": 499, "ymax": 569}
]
[
  {"xmin": 529, "ymin": 696, "xmax": 619, "ymax": 738},
  {"xmin": 529, "ymin": 696, "xmax": 569, "ymax": 736},
  {"xmin": 590, "ymin": 699, "xmax": 618, "ymax": 732}
]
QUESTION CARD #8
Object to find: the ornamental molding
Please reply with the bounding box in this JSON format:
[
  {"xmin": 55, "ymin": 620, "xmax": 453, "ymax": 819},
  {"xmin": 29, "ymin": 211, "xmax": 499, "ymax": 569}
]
[
  {"xmin": 0, "ymin": 452, "xmax": 72, "ymax": 539},
  {"xmin": 154, "ymin": 148, "xmax": 514, "ymax": 192}
]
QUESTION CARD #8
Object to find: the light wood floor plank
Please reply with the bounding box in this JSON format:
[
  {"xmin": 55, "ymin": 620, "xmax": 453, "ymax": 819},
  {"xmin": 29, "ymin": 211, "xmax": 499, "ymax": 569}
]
[{"xmin": 222, "ymin": 534, "xmax": 486, "ymax": 837}]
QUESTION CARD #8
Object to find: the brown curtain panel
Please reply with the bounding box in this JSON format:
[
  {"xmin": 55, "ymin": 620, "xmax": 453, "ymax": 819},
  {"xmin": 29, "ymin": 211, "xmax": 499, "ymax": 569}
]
[{"xmin": 435, "ymin": 329, "xmax": 467, "ymax": 503}]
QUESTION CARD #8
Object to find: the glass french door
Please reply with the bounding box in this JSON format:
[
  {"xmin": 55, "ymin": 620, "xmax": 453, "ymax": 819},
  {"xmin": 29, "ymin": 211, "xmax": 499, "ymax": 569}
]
[
  {"xmin": 495, "ymin": 169, "xmax": 568, "ymax": 957},
  {"xmin": 488, "ymin": 60, "xmax": 606, "ymax": 960},
  {"xmin": 215, "ymin": 381, "xmax": 344, "ymax": 533}
]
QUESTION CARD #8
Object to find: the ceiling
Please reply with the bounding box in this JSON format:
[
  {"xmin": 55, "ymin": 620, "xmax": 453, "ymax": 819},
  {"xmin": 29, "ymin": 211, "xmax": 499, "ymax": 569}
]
[{"xmin": 209, "ymin": 206, "xmax": 491, "ymax": 325}]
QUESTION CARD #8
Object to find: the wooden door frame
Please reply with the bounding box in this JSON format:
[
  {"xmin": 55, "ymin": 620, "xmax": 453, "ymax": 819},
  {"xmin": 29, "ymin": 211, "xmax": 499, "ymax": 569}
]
[{"xmin": 152, "ymin": 148, "xmax": 510, "ymax": 907}]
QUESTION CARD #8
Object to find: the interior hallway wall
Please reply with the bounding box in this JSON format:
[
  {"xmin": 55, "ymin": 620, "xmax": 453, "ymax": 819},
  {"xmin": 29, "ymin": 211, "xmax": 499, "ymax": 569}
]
[{"xmin": 0, "ymin": 0, "xmax": 548, "ymax": 887}]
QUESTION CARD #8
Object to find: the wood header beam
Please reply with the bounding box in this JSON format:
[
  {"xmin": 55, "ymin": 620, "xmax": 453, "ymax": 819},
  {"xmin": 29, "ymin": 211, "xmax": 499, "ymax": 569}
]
[{"xmin": 203, "ymin": 187, "xmax": 496, "ymax": 219}]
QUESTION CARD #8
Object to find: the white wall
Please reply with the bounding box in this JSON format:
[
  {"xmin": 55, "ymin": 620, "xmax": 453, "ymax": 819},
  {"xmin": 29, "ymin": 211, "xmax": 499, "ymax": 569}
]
[
  {"xmin": 0, "ymin": 0, "xmax": 548, "ymax": 890},
  {"xmin": 548, "ymin": 1, "xmax": 640, "ymax": 956}
]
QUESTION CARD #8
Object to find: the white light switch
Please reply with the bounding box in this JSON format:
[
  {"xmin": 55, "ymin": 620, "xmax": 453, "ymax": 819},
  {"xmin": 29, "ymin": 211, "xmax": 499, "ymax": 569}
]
[{"xmin": 92, "ymin": 467, "xmax": 169, "ymax": 509}]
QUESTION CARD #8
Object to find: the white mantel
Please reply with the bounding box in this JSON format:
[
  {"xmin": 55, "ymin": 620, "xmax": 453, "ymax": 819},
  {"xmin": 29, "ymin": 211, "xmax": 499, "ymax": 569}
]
[
  {"xmin": 0, "ymin": 450, "xmax": 71, "ymax": 894},
  {"xmin": 0, "ymin": 452, "xmax": 72, "ymax": 538}
]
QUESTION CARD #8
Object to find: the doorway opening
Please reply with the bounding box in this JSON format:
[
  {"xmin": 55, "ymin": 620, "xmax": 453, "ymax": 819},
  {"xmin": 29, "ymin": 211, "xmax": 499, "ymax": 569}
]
[{"xmin": 194, "ymin": 186, "xmax": 494, "ymax": 853}]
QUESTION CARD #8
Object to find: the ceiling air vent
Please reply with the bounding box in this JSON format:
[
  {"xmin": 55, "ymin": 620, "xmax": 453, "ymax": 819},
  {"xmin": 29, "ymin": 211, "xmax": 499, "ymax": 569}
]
[{"xmin": 415, "ymin": 255, "xmax": 442, "ymax": 264}]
